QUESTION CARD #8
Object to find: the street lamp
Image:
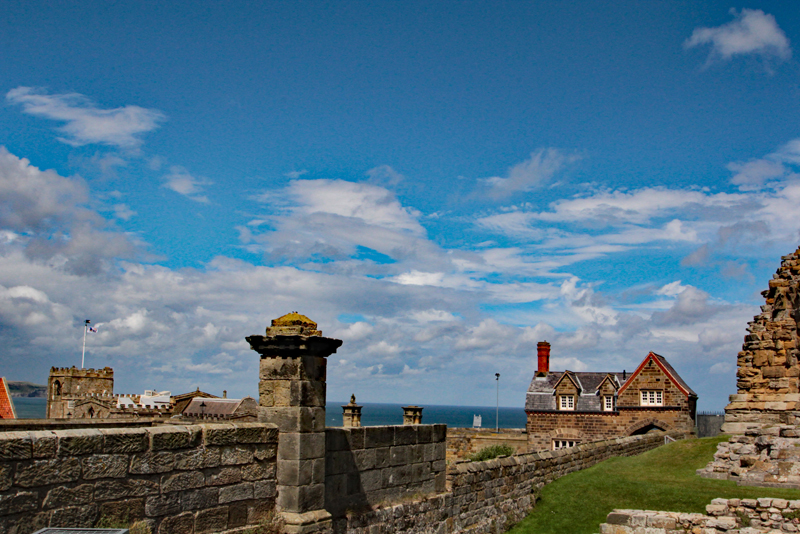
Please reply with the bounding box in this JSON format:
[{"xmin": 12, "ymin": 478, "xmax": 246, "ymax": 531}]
[{"xmin": 495, "ymin": 373, "xmax": 500, "ymax": 432}]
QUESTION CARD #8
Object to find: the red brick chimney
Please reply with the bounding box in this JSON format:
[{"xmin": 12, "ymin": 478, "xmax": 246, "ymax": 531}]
[{"xmin": 537, "ymin": 341, "xmax": 551, "ymax": 377}]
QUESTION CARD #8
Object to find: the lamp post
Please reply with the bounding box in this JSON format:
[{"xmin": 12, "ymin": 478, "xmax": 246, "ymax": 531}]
[
  {"xmin": 495, "ymin": 372, "xmax": 500, "ymax": 432},
  {"xmin": 200, "ymin": 400, "xmax": 206, "ymax": 419},
  {"xmin": 81, "ymin": 319, "xmax": 90, "ymax": 368}
]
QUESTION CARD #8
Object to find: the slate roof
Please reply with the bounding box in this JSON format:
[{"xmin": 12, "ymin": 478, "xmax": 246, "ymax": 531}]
[
  {"xmin": 526, "ymin": 372, "xmax": 624, "ymax": 412},
  {"xmin": 525, "ymin": 352, "xmax": 696, "ymax": 412},
  {"xmin": 182, "ymin": 397, "xmax": 254, "ymax": 417}
]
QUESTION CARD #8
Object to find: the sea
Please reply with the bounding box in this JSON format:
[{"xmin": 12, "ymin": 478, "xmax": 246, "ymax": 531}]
[{"xmin": 10, "ymin": 397, "xmax": 527, "ymax": 429}]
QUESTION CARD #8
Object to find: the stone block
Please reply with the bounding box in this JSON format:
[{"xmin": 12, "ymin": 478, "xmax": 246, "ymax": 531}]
[
  {"xmin": 205, "ymin": 466, "xmax": 243, "ymax": 487},
  {"xmin": 202, "ymin": 423, "xmax": 238, "ymax": 446},
  {"xmin": 279, "ymin": 458, "xmax": 313, "ymax": 486},
  {"xmin": 233, "ymin": 423, "xmax": 278, "ymax": 444},
  {"xmin": 29, "ymin": 430, "xmax": 57, "ymax": 458},
  {"xmin": 354, "ymin": 448, "xmax": 376, "ymax": 471},
  {"xmin": 0, "ymin": 464, "xmax": 11, "ymax": 491},
  {"xmin": 82, "ymin": 454, "xmax": 129, "ymax": 480},
  {"xmin": 277, "ymin": 483, "xmax": 324, "ymax": 514},
  {"xmin": 145, "ymin": 493, "xmax": 181, "ymax": 517},
  {"xmin": 432, "ymin": 424, "xmax": 447, "ymax": 443},
  {"xmin": 382, "ymin": 465, "xmax": 412, "ymax": 487},
  {"xmin": 175, "ymin": 447, "xmax": 221, "ymax": 470},
  {"xmin": 182, "ymin": 487, "xmax": 219, "ymax": 511},
  {"xmin": 58, "ymin": 429, "xmax": 103, "ymax": 456},
  {"xmin": 254, "ymin": 479, "xmax": 277, "ymax": 499},
  {"xmin": 158, "ymin": 511, "xmax": 194, "ymax": 534},
  {"xmin": 228, "ymin": 501, "xmax": 249, "ymax": 529},
  {"xmin": 279, "ymin": 432, "xmax": 325, "ymax": 460},
  {"xmin": 15, "ymin": 457, "xmax": 81, "ymax": 487},
  {"xmin": 409, "ymin": 444, "xmax": 425, "ymax": 463},
  {"xmin": 254, "ymin": 443, "xmax": 278, "ymax": 461},
  {"xmin": 242, "ymin": 459, "xmax": 276, "ymax": 481},
  {"xmin": 99, "ymin": 497, "xmax": 145, "ymax": 523},
  {"xmin": 219, "ymin": 482, "xmax": 254, "ymax": 504},
  {"xmin": 50, "ymin": 503, "xmax": 98, "ymax": 528},
  {"xmin": 0, "ymin": 433, "xmax": 32, "ymax": 460},
  {"xmin": 411, "ymin": 462, "xmax": 432, "ymax": 483},
  {"xmin": 0, "ymin": 491, "xmax": 38, "ymax": 516},
  {"xmin": 101, "ymin": 427, "xmax": 148, "ymax": 454},
  {"xmin": 221, "ymin": 444, "xmax": 254, "ymax": 465},
  {"xmin": 395, "ymin": 426, "xmax": 417, "ymax": 446},
  {"xmin": 346, "ymin": 427, "xmax": 365, "ymax": 450},
  {"xmin": 95, "ymin": 478, "xmax": 160, "ymax": 501},
  {"xmin": 375, "ymin": 447, "xmax": 391, "ymax": 469},
  {"xmin": 605, "ymin": 512, "xmax": 631, "ymax": 525},
  {"xmin": 326, "ymin": 429, "xmax": 348, "ymax": 452},
  {"xmin": 364, "ymin": 426, "xmax": 394, "ymax": 449},
  {"xmin": 195, "ymin": 505, "xmax": 229, "ymax": 534},
  {"xmin": 161, "ymin": 470, "xmax": 205, "ymax": 493},
  {"xmin": 417, "ymin": 425, "xmax": 433, "ymax": 443},
  {"xmin": 150, "ymin": 426, "xmax": 193, "ymax": 451},
  {"xmin": 390, "ymin": 445, "xmax": 410, "ymax": 466},
  {"xmin": 130, "ymin": 451, "xmax": 175, "ymax": 474},
  {"xmin": 259, "ymin": 406, "xmax": 326, "ymax": 433},
  {"xmin": 311, "ymin": 457, "xmax": 325, "ymax": 485}
]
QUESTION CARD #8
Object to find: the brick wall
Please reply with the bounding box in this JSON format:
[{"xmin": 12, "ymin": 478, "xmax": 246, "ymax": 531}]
[
  {"xmin": 325, "ymin": 424, "xmax": 447, "ymax": 518},
  {"xmin": 525, "ymin": 410, "xmax": 692, "ymax": 451},
  {"xmin": 338, "ymin": 431, "xmax": 684, "ymax": 534},
  {"xmin": 0, "ymin": 422, "xmax": 278, "ymax": 534}
]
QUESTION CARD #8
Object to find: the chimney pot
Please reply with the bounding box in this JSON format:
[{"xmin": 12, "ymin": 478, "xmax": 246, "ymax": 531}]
[{"xmin": 537, "ymin": 341, "xmax": 551, "ymax": 376}]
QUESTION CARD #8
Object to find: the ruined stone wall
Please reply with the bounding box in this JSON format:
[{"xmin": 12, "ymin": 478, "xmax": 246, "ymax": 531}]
[
  {"xmin": 725, "ymin": 247, "xmax": 800, "ymax": 433},
  {"xmin": 324, "ymin": 424, "xmax": 447, "ymax": 518},
  {"xmin": 0, "ymin": 422, "xmax": 278, "ymax": 534},
  {"xmin": 525, "ymin": 410, "xmax": 691, "ymax": 451},
  {"xmin": 445, "ymin": 428, "xmax": 528, "ymax": 460},
  {"xmin": 337, "ymin": 431, "xmax": 684, "ymax": 534},
  {"xmin": 599, "ymin": 497, "xmax": 800, "ymax": 533}
]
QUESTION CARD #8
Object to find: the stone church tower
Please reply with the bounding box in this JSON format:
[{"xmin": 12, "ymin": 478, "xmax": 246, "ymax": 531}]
[
  {"xmin": 46, "ymin": 366, "xmax": 114, "ymax": 419},
  {"xmin": 724, "ymin": 247, "xmax": 800, "ymax": 433}
]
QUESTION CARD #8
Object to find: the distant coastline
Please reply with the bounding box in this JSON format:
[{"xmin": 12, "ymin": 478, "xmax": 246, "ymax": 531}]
[{"xmin": 6, "ymin": 381, "xmax": 46, "ymax": 398}]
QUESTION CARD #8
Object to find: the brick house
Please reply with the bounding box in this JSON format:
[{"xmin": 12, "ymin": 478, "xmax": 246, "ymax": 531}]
[{"xmin": 525, "ymin": 341, "xmax": 697, "ymax": 451}]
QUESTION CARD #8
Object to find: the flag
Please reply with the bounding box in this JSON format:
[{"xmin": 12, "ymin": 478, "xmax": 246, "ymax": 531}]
[{"xmin": 88, "ymin": 326, "xmax": 98, "ymax": 333}]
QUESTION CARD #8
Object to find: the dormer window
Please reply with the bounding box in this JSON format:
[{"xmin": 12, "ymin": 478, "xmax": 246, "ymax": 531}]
[
  {"xmin": 559, "ymin": 395, "xmax": 575, "ymax": 410},
  {"xmin": 640, "ymin": 390, "xmax": 663, "ymax": 406},
  {"xmin": 603, "ymin": 395, "xmax": 614, "ymax": 411}
]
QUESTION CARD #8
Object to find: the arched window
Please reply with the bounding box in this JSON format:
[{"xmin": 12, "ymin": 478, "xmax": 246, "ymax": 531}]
[
  {"xmin": 53, "ymin": 380, "xmax": 62, "ymax": 397},
  {"xmin": 88, "ymin": 407, "xmax": 95, "ymax": 418}
]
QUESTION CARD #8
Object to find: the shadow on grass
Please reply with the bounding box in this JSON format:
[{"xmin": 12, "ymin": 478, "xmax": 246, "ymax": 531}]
[{"xmin": 508, "ymin": 436, "xmax": 800, "ymax": 534}]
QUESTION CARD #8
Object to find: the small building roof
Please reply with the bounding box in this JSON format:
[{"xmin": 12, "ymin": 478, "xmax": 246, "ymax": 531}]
[
  {"xmin": 271, "ymin": 312, "xmax": 317, "ymax": 328},
  {"xmin": 182, "ymin": 397, "xmax": 255, "ymax": 417},
  {"xmin": 0, "ymin": 378, "xmax": 16, "ymax": 419}
]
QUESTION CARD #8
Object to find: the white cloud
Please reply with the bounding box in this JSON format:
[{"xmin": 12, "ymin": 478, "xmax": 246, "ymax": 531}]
[
  {"xmin": 482, "ymin": 148, "xmax": 580, "ymax": 198},
  {"xmin": 685, "ymin": 8, "xmax": 791, "ymax": 63},
  {"xmin": 6, "ymin": 87, "xmax": 165, "ymax": 148},
  {"xmin": 162, "ymin": 166, "xmax": 211, "ymax": 203}
]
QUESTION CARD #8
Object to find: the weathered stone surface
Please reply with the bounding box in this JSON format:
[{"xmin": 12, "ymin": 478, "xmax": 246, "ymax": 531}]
[
  {"xmin": 0, "ymin": 433, "xmax": 32, "ymax": 461},
  {"xmin": 195, "ymin": 505, "xmax": 228, "ymax": 534},
  {"xmin": 219, "ymin": 482, "xmax": 254, "ymax": 504},
  {"xmin": 58, "ymin": 429, "xmax": 103, "ymax": 456},
  {"xmin": 150, "ymin": 426, "xmax": 193, "ymax": 451},
  {"xmin": 145, "ymin": 492, "xmax": 181, "ymax": 517},
  {"xmin": 100, "ymin": 428, "xmax": 148, "ymax": 454},
  {"xmin": 29, "ymin": 431, "xmax": 57, "ymax": 459},
  {"xmin": 43, "ymin": 484, "xmax": 94, "ymax": 510},
  {"xmin": 99, "ymin": 497, "xmax": 145, "ymax": 523},
  {"xmin": 0, "ymin": 491, "xmax": 38, "ymax": 516},
  {"xmin": 82, "ymin": 454, "xmax": 129, "ymax": 480},
  {"xmin": 158, "ymin": 511, "xmax": 194, "ymax": 534},
  {"xmin": 130, "ymin": 451, "xmax": 175, "ymax": 474},
  {"xmin": 174, "ymin": 447, "xmax": 220, "ymax": 470},
  {"xmin": 15, "ymin": 457, "xmax": 81, "ymax": 487},
  {"xmin": 205, "ymin": 466, "xmax": 242, "ymax": 486},
  {"xmin": 221, "ymin": 444, "xmax": 254, "ymax": 465},
  {"xmin": 161, "ymin": 470, "xmax": 205, "ymax": 493},
  {"xmin": 181, "ymin": 487, "xmax": 219, "ymax": 511},
  {"xmin": 50, "ymin": 503, "xmax": 99, "ymax": 528},
  {"xmin": 94, "ymin": 478, "xmax": 160, "ymax": 501},
  {"xmin": 0, "ymin": 464, "xmax": 11, "ymax": 491}
]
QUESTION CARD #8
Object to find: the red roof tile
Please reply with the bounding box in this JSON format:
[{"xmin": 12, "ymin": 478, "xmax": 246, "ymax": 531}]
[{"xmin": 0, "ymin": 378, "xmax": 17, "ymax": 419}]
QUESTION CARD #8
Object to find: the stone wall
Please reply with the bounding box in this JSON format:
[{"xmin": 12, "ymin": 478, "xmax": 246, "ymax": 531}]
[
  {"xmin": 445, "ymin": 428, "xmax": 528, "ymax": 460},
  {"xmin": 337, "ymin": 431, "xmax": 684, "ymax": 534},
  {"xmin": 599, "ymin": 497, "xmax": 800, "ymax": 533},
  {"xmin": 0, "ymin": 422, "xmax": 278, "ymax": 534},
  {"xmin": 724, "ymin": 247, "xmax": 800, "ymax": 434},
  {"xmin": 325, "ymin": 424, "xmax": 447, "ymax": 518},
  {"xmin": 525, "ymin": 410, "xmax": 690, "ymax": 451}
]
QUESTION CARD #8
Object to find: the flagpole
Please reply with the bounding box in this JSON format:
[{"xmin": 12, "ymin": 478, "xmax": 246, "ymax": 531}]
[{"xmin": 81, "ymin": 319, "xmax": 90, "ymax": 368}]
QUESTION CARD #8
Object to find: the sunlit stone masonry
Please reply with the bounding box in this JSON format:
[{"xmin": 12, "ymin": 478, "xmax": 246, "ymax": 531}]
[{"xmin": 723, "ymin": 247, "xmax": 800, "ymax": 434}]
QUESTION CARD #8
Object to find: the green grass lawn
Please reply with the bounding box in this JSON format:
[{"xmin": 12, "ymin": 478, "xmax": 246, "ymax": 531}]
[{"xmin": 508, "ymin": 436, "xmax": 800, "ymax": 534}]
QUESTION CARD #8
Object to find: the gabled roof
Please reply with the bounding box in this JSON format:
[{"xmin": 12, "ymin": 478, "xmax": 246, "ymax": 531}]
[
  {"xmin": 595, "ymin": 373, "xmax": 620, "ymax": 393},
  {"xmin": 618, "ymin": 352, "xmax": 697, "ymax": 398},
  {"xmin": 0, "ymin": 378, "xmax": 15, "ymax": 419},
  {"xmin": 552, "ymin": 370, "xmax": 583, "ymax": 393},
  {"xmin": 182, "ymin": 397, "xmax": 256, "ymax": 417}
]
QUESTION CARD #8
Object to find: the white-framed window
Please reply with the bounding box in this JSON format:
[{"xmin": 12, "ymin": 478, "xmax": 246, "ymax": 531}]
[
  {"xmin": 553, "ymin": 440, "xmax": 578, "ymax": 450},
  {"xmin": 559, "ymin": 395, "xmax": 575, "ymax": 410},
  {"xmin": 603, "ymin": 395, "xmax": 614, "ymax": 411},
  {"xmin": 640, "ymin": 390, "xmax": 663, "ymax": 406}
]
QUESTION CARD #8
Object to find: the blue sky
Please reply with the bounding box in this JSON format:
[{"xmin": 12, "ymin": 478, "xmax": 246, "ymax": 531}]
[{"xmin": 1, "ymin": 1, "xmax": 799, "ymax": 411}]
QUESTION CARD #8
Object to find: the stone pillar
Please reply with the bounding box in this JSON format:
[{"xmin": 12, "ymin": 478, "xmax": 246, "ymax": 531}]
[
  {"xmin": 342, "ymin": 394, "xmax": 362, "ymax": 428},
  {"xmin": 246, "ymin": 312, "xmax": 342, "ymax": 534},
  {"xmin": 723, "ymin": 247, "xmax": 800, "ymax": 434},
  {"xmin": 402, "ymin": 405, "xmax": 423, "ymax": 425}
]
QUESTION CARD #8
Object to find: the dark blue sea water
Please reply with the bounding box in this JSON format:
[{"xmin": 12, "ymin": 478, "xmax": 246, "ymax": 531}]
[{"xmin": 10, "ymin": 397, "xmax": 527, "ymax": 429}]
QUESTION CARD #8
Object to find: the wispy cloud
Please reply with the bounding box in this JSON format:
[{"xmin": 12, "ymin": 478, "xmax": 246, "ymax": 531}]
[
  {"xmin": 482, "ymin": 148, "xmax": 580, "ymax": 199},
  {"xmin": 162, "ymin": 166, "xmax": 211, "ymax": 203},
  {"xmin": 6, "ymin": 87, "xmax": 165, "ymax": 148},
  {"xmin": 684, "ymin": 8, "xmax": 791, "ymax": 64}
]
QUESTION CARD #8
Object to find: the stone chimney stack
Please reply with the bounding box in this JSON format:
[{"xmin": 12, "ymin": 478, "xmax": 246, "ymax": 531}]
[
  {"xmin": 402, "ymin": 405, "xmax": 423, "ymax": 425},
  {"xmin": 537, "ymin": 341, "xmax": 551, "ymax": 377},
  {"xmin": 342, "ymin": 394, "xmax": 362, "ymax": 428},
  {"xmin": 246, "ymin": 312, "xmax": 342, "ymax": 534}
]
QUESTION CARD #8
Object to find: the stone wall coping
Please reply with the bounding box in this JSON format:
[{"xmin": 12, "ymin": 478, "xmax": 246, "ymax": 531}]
[{"xmin": 0, "ymin": 421, "xmax": 278, "ymax": 459}]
